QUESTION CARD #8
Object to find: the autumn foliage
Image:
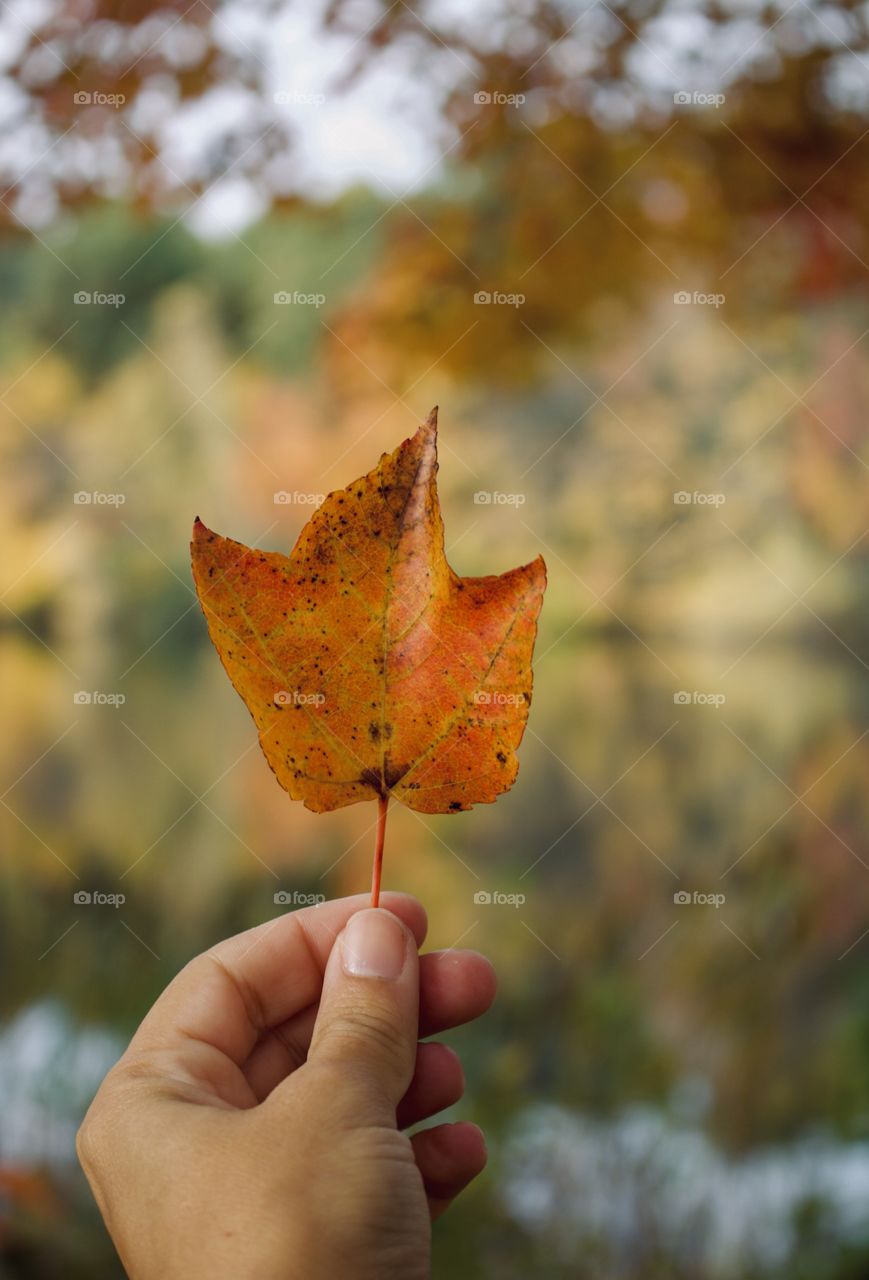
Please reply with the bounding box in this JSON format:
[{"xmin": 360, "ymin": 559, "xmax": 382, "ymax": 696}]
[{"xmin": 191, "ymin": 409, "xmax": 546, "ymax": 897}]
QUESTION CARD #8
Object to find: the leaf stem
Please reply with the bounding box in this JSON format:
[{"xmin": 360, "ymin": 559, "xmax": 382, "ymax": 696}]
[{"xmin": 371, "ymin": 793, "xmax": 389, "ymax": 908}]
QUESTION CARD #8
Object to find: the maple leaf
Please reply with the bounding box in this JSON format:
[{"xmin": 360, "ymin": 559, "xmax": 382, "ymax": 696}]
[{"xmin": 191, "ymin": 408, "xmax": 546, "ymax": 903}]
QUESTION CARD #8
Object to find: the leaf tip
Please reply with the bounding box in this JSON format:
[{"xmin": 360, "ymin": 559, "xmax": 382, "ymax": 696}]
[{"xmin": 191, "ymin": 516, "xmax": 214, "ymax": 553}]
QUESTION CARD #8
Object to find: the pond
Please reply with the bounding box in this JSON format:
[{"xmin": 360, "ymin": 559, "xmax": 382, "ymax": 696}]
[{"xmin": 3, "ymin": 620, "xmax": 869, "ymax": 1278}]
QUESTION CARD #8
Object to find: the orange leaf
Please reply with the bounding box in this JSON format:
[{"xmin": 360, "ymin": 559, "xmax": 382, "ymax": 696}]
[{"xmin": 191, "ymin": 408, "xmax": 545, "ymax": 890}]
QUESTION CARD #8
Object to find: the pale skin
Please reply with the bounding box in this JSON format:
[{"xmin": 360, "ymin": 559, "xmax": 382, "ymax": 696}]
[{"xmin": 77, "ymin": 893, "xmax": 497, "ymax": 1280}]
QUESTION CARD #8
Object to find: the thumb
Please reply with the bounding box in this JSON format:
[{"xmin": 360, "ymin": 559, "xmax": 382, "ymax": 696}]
[{"xmin": 305, "ymin": 907, "xmax": 419, "ymax": 1123}]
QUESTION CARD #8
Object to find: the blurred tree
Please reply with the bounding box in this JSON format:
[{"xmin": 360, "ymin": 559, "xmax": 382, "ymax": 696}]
[{"xmin": 3, "ymin": 0, "xmax": 869, "ymax": 236}]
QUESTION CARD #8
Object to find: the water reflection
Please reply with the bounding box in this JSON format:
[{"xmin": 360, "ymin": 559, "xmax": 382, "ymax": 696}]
[
  {"xmin": 4, "ymin": 621, "xmax": 869, "ymax": 1274},
  {"xmin": 0, "ymin": 1002, "xmax": 120, "ymax": 1167}
]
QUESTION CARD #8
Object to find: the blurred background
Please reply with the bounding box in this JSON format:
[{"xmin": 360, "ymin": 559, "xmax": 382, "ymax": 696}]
[{"xmin": 2, "ymin": 0, "xmax": 869, "ymax": 1275}]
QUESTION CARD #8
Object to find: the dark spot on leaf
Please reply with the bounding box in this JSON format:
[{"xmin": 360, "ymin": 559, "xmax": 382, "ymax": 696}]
[
  {"xmin": 383, "ymin": 758, "xmax": 409, "ymax": 789},
  {"xmin": 359, "ymin": 767, "xmax": 384, "ymax": 796}
]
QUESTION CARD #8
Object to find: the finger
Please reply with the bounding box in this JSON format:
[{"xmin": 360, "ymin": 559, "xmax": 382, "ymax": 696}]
[
  {"xmin": 242, "ymin": 948, "xmax": 494, "ymax": 1100},
  {"xmin": 131, "ymin": 893, "xmax": 427, "ymax": 1068},
  {"xmin": 242, "ymin": 1005, "xmax": 317, "ymax": 1101},
  {"xmin": 298, "ymin": 907, "xmax": 419, "ymax": 1123},
  {"xmin": 411, "ymin": 1122, "xmax": 487, "ymax": 1220},
  {"xmin": 246, "ymin": 1014, "xmax": 466, "ymax": 1116},
  {"xmin": 396, "ymin": 1042, "xmax": 464, "ymax": 1130},
  {"xmin": 418, "ymin": 950, "xmax": 497, "ymax": 1037}
]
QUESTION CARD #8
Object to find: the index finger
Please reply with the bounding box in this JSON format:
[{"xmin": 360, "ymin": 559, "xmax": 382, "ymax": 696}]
[{"xmin": 131, "ymin": 892, "xmax": 427, "ymax": 1067}]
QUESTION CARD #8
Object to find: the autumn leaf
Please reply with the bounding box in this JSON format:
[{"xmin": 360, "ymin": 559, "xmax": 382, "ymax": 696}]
[{"xmin": 191, "ymin": 407, "xmax": 546, "ymax": 902}]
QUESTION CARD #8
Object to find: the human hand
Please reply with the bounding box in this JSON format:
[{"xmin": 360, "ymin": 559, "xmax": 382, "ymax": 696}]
[{"xmin": 77, "ymin": 893, "xmax": 496, "ymax": 1280}]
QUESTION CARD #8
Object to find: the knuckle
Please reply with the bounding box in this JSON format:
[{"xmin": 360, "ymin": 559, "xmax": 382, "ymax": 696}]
[
  {"xmin": 75, "ymin": 1097, "xmax": 109, "ymax": 1174},
  {"xmin": 74, "ymin": 1058, "xmax": 146, "ymax": 1174},
  {"xmin": 75, "ymin": 1113, "xmax": 95, "ymax": 1170},
  {"xmin": 323, "ymin": 1005, "xmax": 409, "ymax": 1072}
]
